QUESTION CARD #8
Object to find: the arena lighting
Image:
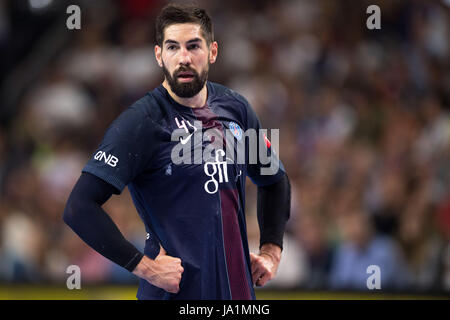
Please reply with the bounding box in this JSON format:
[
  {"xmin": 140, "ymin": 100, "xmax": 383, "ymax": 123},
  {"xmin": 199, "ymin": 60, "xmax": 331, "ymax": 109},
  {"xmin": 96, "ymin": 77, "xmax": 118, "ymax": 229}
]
[{"xmin": 29, "ymin": 0, "xmax": 53, "ymax": 11}]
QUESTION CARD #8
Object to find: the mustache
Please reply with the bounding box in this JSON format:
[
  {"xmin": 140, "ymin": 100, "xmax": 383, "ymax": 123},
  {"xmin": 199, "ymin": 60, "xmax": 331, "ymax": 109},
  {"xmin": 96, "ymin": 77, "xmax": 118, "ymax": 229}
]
[{"xmin": 174, "ymin": 66, "xmax": 199, "ymax": 77}]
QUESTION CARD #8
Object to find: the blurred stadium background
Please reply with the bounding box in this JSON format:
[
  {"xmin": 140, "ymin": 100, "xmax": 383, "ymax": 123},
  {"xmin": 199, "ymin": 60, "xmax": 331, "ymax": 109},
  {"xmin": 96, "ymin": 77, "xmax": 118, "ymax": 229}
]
[{"xmin": 0, "ymin": 0, "xmax": 449, "ymax": 299}]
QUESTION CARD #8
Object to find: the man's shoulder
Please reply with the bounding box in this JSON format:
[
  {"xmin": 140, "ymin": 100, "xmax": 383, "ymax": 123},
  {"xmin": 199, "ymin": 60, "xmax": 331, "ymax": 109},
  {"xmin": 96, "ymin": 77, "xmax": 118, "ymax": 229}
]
[
  {"xmin": 208, "ymin": 81, "xmax": 250, "ymax": 107},
  {"xmin": 208, "ymin": 81, "xmax": 257, "ymax": 128},
  {"xmin": 108, "ymin": 89, "xmax": 166, "ymax": 136},
  {"xmin": 128, "ymin": 89, "xmax": 166, "ymax": 122}
]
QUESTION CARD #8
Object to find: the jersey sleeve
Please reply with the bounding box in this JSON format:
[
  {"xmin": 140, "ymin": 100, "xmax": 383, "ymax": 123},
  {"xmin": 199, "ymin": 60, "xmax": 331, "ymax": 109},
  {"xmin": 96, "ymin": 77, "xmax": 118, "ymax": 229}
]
[
  {"xmin": 82, "ymin": 106, "xmax": 158, "ymax": 193},
  {"xmin": 239, "ymin": 94, "xmax": 286, "ymax": 186}
]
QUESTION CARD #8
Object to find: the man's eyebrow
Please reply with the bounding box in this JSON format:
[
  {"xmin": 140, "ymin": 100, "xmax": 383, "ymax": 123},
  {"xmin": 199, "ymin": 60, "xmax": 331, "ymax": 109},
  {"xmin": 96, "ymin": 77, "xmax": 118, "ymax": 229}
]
[
  {"xmin": 186, "ymin": 38, "xmax": 202, "ymax": 44},
  {"xmin": 164, "ymin": 38, "xmax": 202, "ymax": 45},
  {"xmin": 164, "ymin": 39, "xmax": 179, "ymax": 45}
]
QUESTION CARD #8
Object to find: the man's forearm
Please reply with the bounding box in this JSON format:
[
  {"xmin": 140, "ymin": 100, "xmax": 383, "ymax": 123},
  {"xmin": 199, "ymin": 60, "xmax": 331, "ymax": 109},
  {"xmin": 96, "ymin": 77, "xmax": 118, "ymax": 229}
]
[
  {"xmin": 63, "ymin": 173, "xmax": 144, "ymax": 272},
  {"xmin": 257, "ymin": 173, "xmax": 291, "ymax": 250}
]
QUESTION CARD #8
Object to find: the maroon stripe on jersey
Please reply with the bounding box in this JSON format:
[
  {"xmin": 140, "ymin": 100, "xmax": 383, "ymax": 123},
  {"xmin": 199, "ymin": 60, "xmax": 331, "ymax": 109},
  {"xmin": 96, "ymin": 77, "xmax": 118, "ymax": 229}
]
[
  {"xmin": 192, "ymin": 104, "xmax": 251, "ymax": 300},
  {"xmin": 219, "ymin": 188, "xmax": 252, "ymax": 300}
]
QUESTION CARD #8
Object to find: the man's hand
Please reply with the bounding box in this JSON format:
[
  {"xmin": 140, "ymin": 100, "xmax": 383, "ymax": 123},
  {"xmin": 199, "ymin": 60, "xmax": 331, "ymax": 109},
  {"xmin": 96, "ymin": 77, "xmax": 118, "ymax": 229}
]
[
  {"xmin": 250, "ymin": 243, "xmax": 281, "ymax": 287},
  {"xmin": 132, "ymin": 246, "xmax": 184, "ymax": 293}
]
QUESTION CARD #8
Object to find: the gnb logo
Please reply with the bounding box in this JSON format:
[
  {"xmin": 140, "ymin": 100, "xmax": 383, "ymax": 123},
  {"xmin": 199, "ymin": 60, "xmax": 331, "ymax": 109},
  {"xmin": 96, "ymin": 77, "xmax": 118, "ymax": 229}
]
[{"xmin": 94, "ymin": 151, "xmax": 119, "ymax": 167}]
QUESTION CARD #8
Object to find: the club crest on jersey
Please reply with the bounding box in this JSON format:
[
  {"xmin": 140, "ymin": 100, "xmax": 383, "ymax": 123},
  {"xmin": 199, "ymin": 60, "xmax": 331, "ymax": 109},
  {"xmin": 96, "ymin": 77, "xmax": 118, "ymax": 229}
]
[{"xmin": 229, "ymin": 122, "xmax": 242, "ymax": 141}]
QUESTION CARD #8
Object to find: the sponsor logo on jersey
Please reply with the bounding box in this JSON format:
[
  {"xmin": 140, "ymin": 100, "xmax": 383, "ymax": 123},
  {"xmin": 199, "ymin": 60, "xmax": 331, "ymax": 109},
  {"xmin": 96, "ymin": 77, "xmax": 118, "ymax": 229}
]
[
  {"xmin": 204, "ymin": 149, "xmax": 229, "ymax": 194},
  {"xmin": 94, "ymin": 151, "xmax": 119, "ymax": 167}
]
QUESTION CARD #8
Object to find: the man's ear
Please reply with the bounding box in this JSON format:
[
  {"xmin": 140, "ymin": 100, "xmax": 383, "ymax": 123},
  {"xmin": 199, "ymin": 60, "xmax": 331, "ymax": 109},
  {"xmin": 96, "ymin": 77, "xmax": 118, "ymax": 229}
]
[
  {"xmin": 155, "ymin": 45, "xmax": 163, "ymax": 67},
  {"xmin": 209, "ymin": 41, "xmax": 218, "ymax": 64}
]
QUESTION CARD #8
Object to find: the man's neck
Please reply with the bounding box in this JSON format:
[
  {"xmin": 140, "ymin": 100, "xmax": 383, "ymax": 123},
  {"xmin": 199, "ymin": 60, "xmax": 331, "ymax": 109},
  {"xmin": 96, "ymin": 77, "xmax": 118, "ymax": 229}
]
[{"xmin": 163, "ymin": 80, "xmax": 208, "ymax": 108}]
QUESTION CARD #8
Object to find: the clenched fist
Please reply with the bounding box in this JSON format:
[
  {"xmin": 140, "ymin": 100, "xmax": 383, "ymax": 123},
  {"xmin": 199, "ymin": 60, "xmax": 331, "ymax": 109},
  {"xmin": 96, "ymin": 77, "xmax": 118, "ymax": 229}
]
[
  {"xmin": 132, "ymin": 246, "xmax": 184, "ymax": 293},
  {"xmin": 250, "ymin": 243, "xmax": 281, "ymax": 287}
]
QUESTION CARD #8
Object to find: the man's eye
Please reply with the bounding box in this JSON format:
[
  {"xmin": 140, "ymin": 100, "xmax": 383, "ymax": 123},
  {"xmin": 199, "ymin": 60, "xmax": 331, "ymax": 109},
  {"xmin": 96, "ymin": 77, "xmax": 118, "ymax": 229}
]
[
  {"xmin": 167, "ymin": 45, "xmax": 177, "ymax": 50},
  {"xmin": 188, "ymin": 44, "xmax": 200, "ymax": 50}
]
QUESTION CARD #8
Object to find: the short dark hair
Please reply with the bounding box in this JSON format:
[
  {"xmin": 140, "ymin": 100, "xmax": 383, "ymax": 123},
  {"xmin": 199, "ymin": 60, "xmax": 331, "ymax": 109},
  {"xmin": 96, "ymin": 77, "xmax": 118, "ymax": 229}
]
[{"xmin": 155, "ymin": 3, "xmax": 214, "ymax": 46}]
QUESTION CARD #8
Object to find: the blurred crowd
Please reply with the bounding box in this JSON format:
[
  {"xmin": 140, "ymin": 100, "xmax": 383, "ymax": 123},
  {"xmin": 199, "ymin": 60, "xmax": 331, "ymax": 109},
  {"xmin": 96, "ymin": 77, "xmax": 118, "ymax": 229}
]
[{"xmin": 0, "ymin": 0, "xmax": 449, "ymax": 294}]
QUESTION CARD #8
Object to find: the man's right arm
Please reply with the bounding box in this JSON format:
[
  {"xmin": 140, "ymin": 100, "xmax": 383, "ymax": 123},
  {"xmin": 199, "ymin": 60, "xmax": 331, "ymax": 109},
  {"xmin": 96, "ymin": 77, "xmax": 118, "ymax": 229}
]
[{"xmin": 62, "ymin": 172, "xmax": 183, "ymax": 293}]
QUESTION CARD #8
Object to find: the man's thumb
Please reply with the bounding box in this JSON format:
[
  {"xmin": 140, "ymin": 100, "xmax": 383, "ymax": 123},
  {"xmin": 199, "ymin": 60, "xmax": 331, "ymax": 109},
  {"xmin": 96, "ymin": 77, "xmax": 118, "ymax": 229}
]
[{"xmin": 158, "ymin": 245, "xmax": 167, "ymax": 256}]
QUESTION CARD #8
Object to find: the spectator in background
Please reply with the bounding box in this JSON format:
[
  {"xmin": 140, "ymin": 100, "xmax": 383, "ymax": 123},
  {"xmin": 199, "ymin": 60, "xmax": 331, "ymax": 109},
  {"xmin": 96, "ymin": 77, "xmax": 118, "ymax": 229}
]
[
  {"xmin": 296, "ymin": 212, "xmax": 334, "ymax": 290},
  {"xmin": 0, "ymin": 127, "xmax": 6, "ymax": 193},
  {"xmin": 329, "ymin": 209, "xmax": 411, "ymax": 291},
  {"xmin": 436, "ymin": 193, "xmax": 450, "ymax": 291},
  {"xmin": 398, "ymin": 197, "xmax": 443, "ymax": 291}
]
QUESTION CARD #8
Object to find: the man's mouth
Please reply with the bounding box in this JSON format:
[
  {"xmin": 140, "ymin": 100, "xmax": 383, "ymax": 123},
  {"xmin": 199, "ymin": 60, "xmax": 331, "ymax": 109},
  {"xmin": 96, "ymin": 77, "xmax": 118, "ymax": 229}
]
[{"xmin": 176, "ymin": 71, "xmax": 195, "ymax": 81}]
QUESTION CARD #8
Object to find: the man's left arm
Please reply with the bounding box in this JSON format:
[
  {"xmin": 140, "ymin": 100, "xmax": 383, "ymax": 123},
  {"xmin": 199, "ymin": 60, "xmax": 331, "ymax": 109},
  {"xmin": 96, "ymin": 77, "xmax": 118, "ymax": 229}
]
[
  {"xmin": 251, "ymin": 173, "xmax": 291, "ymax": 286},
  {"xmin": 232, "ymin": 89, "xmax": 291, "ymax": 286}
]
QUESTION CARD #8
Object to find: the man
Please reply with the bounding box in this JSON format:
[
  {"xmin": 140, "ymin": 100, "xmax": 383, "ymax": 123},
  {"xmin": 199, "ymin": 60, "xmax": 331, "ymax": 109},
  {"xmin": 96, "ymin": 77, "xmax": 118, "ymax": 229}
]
[{"xmin": 63, "ymin": 3, "xmax": 290, "ymax": 300}]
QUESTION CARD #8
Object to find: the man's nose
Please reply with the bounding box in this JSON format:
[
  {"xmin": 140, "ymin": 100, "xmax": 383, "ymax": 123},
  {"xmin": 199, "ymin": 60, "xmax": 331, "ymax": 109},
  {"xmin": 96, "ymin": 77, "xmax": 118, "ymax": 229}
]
[{"xmin": 178, "ymin": 47, "xmax": 192, "ymax": 65}]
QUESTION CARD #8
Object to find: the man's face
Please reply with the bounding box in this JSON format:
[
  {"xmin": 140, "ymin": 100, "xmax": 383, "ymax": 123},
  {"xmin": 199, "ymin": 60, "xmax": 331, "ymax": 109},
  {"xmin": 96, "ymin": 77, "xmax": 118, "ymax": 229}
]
[{"xmin": 155, "ymin": 23, "xmax": 218, "ymax": 98}]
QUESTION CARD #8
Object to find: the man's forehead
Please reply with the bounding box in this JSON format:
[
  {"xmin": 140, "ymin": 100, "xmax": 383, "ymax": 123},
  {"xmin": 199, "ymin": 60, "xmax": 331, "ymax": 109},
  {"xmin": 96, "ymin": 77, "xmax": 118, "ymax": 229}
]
[{"xmin": 163, "ymin": 23, "xmax": 206, "ymax": 43}]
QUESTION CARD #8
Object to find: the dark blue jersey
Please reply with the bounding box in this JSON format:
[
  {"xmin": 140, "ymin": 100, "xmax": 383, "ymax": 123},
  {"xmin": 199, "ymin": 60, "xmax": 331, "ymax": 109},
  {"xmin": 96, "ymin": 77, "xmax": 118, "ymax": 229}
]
[{"xmin": 82, "ymin": 81, "xmax": 286, "ymax": 300}]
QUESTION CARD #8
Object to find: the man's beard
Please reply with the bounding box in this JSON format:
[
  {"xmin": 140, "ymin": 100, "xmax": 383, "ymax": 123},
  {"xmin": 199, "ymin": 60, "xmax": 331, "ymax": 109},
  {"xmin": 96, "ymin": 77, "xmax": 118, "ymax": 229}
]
[{"xmin": 163, "ymin": 63, "xmax": 209, "ymax": 98}]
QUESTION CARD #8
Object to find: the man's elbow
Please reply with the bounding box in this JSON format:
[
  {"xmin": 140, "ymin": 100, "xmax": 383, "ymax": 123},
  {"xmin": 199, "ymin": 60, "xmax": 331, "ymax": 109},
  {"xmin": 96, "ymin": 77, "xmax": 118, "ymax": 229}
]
[
  {"xmin": 62, "ymin": 195, "xmax": 81, "ymax": 228},
  {"xmin": 62, "ymin": 200, "xmax": 74, "ymax": 226},
  {"xmin": 263, "ymin": 172, "xmax": 290, "ymax": 192}
]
